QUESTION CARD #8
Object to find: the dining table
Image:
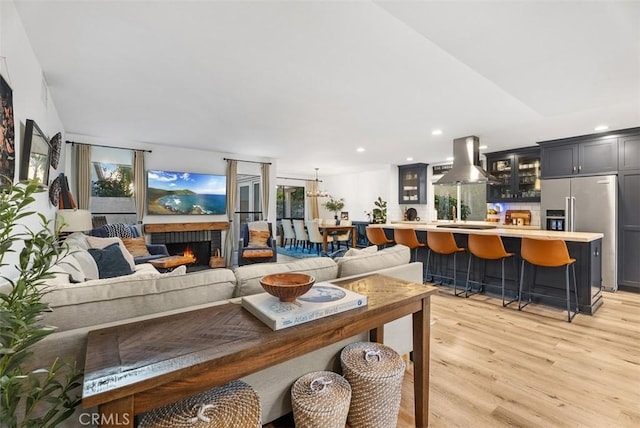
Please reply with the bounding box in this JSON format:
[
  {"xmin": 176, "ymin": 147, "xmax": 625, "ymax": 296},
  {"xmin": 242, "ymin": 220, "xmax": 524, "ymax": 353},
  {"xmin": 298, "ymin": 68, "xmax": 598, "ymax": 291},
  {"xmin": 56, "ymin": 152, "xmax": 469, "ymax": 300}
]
[{"xmin": 318, "ymin": 224, "xmax": 356, "ymax": 253}]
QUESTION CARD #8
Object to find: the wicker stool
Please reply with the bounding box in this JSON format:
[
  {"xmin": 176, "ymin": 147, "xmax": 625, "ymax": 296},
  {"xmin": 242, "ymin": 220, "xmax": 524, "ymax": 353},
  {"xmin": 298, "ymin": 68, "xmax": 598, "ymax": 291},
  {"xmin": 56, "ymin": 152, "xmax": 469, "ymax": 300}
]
[
  {"xmin": 340, "ymin": 342, "xmax": 406, "ymax": 428},
  {"xmin": 137, "ymin": 380, "xmax": 261, "ymax": 428},
  {"xmin": 291, "ymin": 371, "xmax": 351, "ymax": 428}
]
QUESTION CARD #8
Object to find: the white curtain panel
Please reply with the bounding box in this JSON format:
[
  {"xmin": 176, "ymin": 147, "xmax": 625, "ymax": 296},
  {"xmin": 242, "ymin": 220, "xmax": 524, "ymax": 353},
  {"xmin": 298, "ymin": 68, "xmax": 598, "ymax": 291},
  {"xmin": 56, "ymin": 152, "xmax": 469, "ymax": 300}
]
[{"xmin": 225, "ymin": 159, "xmax": 238, "ymax": 266}]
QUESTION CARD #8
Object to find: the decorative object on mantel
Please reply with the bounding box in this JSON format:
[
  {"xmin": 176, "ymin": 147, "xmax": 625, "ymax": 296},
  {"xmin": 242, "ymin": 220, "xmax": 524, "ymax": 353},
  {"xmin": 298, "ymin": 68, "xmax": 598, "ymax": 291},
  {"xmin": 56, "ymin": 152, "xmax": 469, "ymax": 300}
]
[{"xmin": 306, "ymin": 168, "xmax": 329, "ymax": 198}]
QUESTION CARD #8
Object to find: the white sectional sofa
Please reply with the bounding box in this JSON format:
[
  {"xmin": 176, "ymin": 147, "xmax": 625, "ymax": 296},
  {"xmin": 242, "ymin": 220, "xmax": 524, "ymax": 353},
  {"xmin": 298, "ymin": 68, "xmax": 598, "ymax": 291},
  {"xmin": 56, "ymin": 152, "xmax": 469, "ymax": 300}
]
[{"xmin": 20, "ymin": 244, "xmax": 423, "ymax": 426}]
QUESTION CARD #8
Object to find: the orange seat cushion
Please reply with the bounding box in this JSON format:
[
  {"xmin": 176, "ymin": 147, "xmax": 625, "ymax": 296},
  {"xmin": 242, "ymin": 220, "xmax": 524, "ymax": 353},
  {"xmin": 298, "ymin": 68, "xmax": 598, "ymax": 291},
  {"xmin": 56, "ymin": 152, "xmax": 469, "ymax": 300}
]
[{"xmin": 243, "ymin": 249, "xmax": 274, "ymax": 258}]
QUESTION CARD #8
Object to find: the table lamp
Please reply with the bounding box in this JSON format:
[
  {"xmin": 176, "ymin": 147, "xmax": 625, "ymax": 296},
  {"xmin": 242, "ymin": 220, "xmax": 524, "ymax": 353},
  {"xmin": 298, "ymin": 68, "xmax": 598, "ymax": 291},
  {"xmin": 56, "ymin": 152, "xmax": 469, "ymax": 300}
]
[{"xmin": 57, "ymin": 209, "xmax": 93, "ymax": 235}]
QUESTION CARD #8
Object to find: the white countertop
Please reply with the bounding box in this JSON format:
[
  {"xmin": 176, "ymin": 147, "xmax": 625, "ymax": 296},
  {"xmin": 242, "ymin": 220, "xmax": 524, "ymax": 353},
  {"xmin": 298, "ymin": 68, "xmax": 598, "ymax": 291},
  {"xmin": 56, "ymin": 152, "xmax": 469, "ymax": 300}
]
[{"xmin": 377, "ymin": 222, "xmax": 602, "ymax": 242}]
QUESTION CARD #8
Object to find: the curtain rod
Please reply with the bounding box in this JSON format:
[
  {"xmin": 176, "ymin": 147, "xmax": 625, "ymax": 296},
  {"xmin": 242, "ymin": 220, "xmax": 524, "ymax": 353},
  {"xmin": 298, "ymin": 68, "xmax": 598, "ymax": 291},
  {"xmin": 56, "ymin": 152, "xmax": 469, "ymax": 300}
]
[
  {"xmin": 223, "ymin": 157, "xmax": 272, "ymax": 165},
  {"xmin": 66, "ymin": 141, "xmax": 152, "ymax": 153},
  {"xmin": 277, "ymin": 176, "xmax": 322, "ymax": 183}
]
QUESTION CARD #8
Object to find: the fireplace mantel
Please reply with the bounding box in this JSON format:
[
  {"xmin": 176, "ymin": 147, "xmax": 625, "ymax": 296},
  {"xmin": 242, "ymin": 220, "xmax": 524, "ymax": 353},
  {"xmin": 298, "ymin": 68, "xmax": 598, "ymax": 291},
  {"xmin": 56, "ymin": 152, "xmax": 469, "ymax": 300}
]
[{"xmin": 144, "ymin": 222, "xmax": 229, "ymax": 234}]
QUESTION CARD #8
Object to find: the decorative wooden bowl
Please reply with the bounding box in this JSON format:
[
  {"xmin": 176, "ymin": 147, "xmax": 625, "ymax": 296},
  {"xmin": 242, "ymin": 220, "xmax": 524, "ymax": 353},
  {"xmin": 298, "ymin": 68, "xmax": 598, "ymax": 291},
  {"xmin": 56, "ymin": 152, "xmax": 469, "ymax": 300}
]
[{"xmin": 259, "ymin": 273, "xmax": 315, "ymax": 302}]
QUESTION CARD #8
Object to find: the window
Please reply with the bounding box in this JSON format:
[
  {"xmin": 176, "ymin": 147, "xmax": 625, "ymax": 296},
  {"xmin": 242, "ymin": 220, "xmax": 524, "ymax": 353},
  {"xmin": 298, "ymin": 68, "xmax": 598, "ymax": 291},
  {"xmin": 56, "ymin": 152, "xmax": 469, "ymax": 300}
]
[
  {"xmin": 434, "ymin": 183, "xmax": 486, "ymax": 221},
  {"xmin": 89, "ymin": 147, "xmax": 136, "ymax": 224},
  {"xmin": 92, "ymin": 162, "xmax": 133, "ymax": 197},
  {"xmin": 276, "ymin": 185, "xmax": 305, "ymax": 219}
]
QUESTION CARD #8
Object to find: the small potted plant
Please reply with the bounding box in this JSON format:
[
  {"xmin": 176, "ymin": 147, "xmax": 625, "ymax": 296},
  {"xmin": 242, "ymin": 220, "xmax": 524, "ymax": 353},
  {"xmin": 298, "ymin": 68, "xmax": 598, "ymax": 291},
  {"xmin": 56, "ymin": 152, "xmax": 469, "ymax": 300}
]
[
  {"xmin": 322, "ymin": 198, "xmax": 345, "ymax": 224},
  {"xmin": 372, "ymin": 197, "xmax": 387, "ymax": 224}
]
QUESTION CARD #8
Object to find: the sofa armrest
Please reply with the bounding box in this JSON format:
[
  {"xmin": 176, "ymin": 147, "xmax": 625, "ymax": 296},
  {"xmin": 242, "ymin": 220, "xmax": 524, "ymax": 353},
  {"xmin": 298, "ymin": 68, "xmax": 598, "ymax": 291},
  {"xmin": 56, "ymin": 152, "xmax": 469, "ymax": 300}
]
[{"xmin": 146, "ymin": 243, "xmax": 169, "ymax": 256}]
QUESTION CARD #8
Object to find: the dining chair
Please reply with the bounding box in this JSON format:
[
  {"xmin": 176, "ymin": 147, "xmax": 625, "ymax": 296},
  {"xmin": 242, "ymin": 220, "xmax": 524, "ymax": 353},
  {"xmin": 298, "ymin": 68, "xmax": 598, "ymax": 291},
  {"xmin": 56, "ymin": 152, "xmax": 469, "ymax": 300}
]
[
  {"xmin": 306, "ymin": 219, "xmax": 333, "ymax": 254},
  {"xmin": 292, "ymin": 219, "xmax": 309, "ymax": 250},
  {"xmin": 335, "ymin": 219, "xmax": 352, "ymax": 249},
  {"xmin": 280, "ymin": 219, "xmax": 297, "ymax": 249}
]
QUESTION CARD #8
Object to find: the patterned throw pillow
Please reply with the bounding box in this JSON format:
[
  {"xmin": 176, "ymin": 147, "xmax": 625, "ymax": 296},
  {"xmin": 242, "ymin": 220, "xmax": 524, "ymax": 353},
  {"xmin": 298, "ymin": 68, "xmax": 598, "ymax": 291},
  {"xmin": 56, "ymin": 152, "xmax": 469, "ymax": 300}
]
[
  {"xmin": 104, "ymin": 223, "xmax": 134, "ymax": 238},
  {"xmin": 121, "ymin": 237, "xmax": 151, "ymax": 258},
  {"xmin": 88, "ymin": 243, "xmax": 134, "ymax": 279},
  {"xmin": 248, "ymin": 230, "xmax": 270, "ymax": 247}
]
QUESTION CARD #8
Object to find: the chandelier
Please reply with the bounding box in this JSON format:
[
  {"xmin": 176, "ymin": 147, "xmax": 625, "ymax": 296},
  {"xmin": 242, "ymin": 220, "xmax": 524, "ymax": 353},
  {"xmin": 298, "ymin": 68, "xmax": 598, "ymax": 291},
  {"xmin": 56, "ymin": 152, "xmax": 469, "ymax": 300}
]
[{"xmin": 306, "ymin": 168, "xmax": 330, "ymax": 198}]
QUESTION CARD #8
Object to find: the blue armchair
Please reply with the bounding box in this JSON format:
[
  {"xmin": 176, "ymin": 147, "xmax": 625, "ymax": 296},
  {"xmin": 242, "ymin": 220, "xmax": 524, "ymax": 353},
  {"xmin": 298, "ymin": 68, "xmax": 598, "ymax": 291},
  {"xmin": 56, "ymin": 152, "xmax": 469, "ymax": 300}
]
[
  {"xmin": 89, "ymin": 223, "xmax": 169, "ymax": 264},
  {"xmin": 238, "ymin": 221, "xmax": 277, "ymax": 266}
]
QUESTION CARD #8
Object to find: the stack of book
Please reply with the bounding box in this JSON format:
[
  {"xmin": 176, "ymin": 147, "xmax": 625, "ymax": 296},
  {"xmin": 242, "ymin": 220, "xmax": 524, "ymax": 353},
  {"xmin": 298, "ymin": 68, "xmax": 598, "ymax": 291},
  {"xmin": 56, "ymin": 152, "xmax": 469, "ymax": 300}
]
[{"xmin": 241, "ymin": 282, "xmax": 367, "ymax": 330}]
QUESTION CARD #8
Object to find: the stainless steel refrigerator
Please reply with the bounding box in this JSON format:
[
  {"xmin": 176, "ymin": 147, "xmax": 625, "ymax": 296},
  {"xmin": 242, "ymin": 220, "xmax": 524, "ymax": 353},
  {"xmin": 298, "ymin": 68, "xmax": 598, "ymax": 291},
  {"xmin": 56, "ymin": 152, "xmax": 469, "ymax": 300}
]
[{"xmin": 541, "ymin": 175, "xmax": 617, "ymax": 291}]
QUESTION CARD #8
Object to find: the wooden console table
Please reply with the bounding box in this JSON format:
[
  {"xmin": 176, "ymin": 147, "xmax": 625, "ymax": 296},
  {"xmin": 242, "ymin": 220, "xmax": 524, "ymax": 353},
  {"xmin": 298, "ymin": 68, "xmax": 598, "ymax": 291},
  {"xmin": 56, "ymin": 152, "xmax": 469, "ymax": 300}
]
[{"xmin": 82, "ymin": 274, "xmax": 438, "ymax": 427}]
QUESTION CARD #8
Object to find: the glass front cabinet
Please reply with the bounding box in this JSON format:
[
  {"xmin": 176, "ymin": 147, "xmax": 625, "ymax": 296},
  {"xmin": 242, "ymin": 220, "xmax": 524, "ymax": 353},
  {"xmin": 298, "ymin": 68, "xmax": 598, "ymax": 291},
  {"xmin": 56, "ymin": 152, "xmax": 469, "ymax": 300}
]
[
  {"xmin": 486, "ymin": 147, "xmax": 541, "ymax": 202},
  {"xmin": 398, "ymin": 163, "xmax": 428, "ymax": 204}
]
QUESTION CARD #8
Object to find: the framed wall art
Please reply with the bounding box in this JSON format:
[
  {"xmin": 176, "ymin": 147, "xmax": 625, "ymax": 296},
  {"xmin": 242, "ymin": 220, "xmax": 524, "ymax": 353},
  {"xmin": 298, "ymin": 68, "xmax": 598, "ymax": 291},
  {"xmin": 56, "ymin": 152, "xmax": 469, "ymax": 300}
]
[
  {"xmin": 20, "ymin": 119, "xmax": 51, "ymax": 186},
  {"xmin": 0, "ymin": 74, "xmax": 15, "ymax": 187}
]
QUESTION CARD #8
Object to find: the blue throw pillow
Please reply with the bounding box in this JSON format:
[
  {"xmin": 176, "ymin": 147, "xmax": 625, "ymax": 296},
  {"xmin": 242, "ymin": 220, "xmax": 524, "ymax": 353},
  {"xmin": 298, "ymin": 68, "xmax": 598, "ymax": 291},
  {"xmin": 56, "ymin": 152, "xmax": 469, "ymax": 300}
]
[{"xmin": 88, "ymin": 242, "xmax": 134, "ymax": 279}]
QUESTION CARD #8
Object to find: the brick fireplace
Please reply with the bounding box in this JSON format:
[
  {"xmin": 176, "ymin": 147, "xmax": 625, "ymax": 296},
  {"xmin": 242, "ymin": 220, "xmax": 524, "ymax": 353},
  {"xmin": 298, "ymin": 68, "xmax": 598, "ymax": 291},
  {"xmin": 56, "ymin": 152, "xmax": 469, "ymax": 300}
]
[{"xmin": 144, "ymin": 222, "xmax": 229, "ymax": 267}]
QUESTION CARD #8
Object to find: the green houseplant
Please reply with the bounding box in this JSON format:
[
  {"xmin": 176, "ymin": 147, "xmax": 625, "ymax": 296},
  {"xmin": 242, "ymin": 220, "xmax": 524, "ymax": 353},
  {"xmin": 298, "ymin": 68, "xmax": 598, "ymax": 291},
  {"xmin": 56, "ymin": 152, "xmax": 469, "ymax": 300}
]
[
  {"xmin": 371, "ymin": 197, "xmax": 387, "ymax": 224},
  {"xmin": 0, "ymin": 180, "xmax": 82, "ymax": 427},
  {"xmin": 322, "ymin": 198, "xmax": 345, "ymax": 223}
]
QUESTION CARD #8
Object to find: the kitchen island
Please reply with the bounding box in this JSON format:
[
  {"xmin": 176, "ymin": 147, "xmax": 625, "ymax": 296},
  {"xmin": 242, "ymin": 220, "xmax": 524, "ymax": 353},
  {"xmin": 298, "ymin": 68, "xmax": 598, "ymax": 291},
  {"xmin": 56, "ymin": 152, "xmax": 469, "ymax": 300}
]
[{"xmin": 370, "ymin": 223, "xmax": 603, "ymax": 314}]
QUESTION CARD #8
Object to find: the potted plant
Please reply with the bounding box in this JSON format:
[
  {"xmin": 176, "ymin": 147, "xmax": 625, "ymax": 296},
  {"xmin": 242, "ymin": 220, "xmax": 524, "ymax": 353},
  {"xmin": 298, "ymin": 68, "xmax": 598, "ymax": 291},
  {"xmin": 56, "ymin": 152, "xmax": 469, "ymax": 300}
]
[
  {"xmin": 372, "ymin": 197, "xmax": 387, "ymax": 224},
  {"xmin": 322, "ymin": 198, "xmax": 345, "ymax": 224},
  {"xmin": 0, "ymin": 180, "xmax": 82, "ymax": 427}
]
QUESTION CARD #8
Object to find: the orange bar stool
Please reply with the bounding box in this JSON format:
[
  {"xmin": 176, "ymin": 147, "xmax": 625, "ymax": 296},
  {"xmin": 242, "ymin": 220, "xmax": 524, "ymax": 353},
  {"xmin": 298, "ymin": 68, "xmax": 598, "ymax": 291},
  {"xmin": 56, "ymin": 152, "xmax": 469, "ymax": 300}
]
[
  {"xmin": 366, "ymin": 226, "xmax": 394, "ymax": 249},
  {"xmin": 426, "ymin": 231, "xmax": 466, "ymax": 296},
  {"xmin": 466, "ymin": 234, "xmax": 517, "ymax": 305},
  {"xmin": 393, "ymin": 228, "xmax": 426, "ymax": 263},
  {"xmin": 519, "ymin": 237, "xmax": 579, "ymax": 322}
]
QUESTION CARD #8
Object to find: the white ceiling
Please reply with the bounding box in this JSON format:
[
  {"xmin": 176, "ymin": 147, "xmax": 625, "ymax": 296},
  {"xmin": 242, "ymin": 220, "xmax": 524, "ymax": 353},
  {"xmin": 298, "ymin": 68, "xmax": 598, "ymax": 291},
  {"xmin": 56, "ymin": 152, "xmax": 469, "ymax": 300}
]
[{"xmin": 14, "ymin": 0, "xmax": 640, "ymax": 178}]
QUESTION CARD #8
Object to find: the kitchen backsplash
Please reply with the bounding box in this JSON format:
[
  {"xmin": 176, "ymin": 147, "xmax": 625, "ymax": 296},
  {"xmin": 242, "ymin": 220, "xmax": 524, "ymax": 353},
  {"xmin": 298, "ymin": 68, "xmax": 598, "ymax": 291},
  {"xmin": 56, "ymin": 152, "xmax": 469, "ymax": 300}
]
[{"xmin": 487, "ymin": 202, "xmax": 541, "ymax": 226}]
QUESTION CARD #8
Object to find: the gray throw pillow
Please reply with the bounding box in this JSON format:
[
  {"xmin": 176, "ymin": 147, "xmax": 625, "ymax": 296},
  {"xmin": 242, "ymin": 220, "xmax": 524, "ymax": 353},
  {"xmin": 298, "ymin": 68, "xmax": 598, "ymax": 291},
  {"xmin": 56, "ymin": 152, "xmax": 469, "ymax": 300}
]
[{"xmin": 88, "ymin": 242, "xmax": 135, "ymax": 279}]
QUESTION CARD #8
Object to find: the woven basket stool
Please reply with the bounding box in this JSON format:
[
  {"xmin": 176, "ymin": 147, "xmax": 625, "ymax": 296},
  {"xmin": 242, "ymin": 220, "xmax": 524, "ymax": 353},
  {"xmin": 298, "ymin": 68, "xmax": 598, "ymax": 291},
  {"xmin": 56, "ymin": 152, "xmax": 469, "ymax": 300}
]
[
  {"xmin": 137, "ymin": 380, "xmax": 261, "ymax": 428},
  {"xmin": 340, "ymin": 342, "xmax": 406, "ymax": 428},
  {"xmin": 291, "ymin": 371, "xmax": 351, "ymax": 428}
]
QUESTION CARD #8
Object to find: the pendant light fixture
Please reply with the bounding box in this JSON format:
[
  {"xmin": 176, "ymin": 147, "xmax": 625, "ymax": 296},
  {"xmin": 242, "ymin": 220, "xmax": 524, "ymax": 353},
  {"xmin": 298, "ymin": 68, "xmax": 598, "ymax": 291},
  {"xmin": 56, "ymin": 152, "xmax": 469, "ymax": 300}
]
[{"xmin": 306, "ymin": 168, "xmax": 329, "ymax": 198}]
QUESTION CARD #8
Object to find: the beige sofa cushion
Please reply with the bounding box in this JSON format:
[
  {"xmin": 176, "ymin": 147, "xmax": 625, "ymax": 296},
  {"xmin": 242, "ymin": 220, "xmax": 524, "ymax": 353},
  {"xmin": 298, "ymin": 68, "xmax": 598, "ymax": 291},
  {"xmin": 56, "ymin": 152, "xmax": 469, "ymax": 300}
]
[
  {"xmin": 337, "ymin": 244, "xmax": 410, "ymax": 278},
  {"xmin": 233, "ymin": 257, "xmax": 338, "ymax": 297},
  {"xmin": 42, "ymin": 267, "xmax": 237, "ymax": 331}
]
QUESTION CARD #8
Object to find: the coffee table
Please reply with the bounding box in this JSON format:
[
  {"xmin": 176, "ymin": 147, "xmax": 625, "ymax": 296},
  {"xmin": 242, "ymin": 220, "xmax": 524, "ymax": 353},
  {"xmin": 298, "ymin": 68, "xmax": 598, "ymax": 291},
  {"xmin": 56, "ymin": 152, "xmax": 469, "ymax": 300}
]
[
  {"xmin": 82, "ymin": 274, "xmax": 438, "ymax": 427},
  {"xmin": 148, "ymin": 255, "xmax": 194, "ymax": 271}
]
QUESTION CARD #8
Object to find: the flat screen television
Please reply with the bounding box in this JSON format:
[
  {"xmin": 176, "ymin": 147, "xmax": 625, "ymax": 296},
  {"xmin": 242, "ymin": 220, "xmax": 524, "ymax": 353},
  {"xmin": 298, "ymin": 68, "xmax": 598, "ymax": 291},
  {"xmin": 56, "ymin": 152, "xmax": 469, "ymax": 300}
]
[{"xmin": 146, "ymin": 169, "xmax": 226, "ymax": 215}]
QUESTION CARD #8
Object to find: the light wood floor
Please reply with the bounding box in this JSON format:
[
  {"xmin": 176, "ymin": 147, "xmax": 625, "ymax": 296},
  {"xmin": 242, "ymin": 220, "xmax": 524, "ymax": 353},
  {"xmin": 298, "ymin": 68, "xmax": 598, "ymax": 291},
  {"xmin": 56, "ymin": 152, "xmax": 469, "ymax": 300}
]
[{"xmin": 268, "ymin": 289, "xmax": 640, "ymax": 427}]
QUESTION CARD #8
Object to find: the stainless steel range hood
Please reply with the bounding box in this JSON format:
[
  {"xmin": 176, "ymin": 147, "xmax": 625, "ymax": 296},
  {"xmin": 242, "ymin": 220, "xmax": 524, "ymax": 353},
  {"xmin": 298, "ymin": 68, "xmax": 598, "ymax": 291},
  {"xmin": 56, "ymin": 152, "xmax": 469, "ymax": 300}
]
[{"xmin": 435, "ymin": 136, "xmax": 498, "ymax": 185}]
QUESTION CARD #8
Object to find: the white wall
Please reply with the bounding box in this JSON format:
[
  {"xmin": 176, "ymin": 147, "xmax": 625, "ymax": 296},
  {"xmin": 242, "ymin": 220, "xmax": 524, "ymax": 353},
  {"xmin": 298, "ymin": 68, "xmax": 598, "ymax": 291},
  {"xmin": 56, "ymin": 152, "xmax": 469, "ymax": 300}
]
[
  {"xmin": 0, "ymin": 1, "xmax": 66, "ymax": 279},
  {"xmin": 313, "ymin": 165, "xmax": 397, "ymax": 222}
]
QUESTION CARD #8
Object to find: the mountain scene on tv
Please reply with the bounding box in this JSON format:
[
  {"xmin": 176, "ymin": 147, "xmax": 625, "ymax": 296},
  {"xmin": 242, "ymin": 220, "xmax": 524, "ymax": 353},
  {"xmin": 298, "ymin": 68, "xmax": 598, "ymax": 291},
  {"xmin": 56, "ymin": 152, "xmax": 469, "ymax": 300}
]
[{"xmin": 147, "ymin": 169, "xmax": 226, "ymax": 215}]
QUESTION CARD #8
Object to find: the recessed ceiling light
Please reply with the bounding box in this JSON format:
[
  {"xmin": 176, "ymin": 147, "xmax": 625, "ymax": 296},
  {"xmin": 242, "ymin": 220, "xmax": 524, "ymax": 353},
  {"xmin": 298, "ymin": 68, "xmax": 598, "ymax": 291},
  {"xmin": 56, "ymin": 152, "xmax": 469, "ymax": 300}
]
[
  {"xmin": 356, "ymin": 147, "xmax": 365, "ymax": 152},
  {"xmin": 446, "ymin": 156, "xmax": 454, "ymax": 161},
  {"xmin": 432, "ymin": 129, "xmax": 443, "ymax": 136},
  {"xmin": 594, "ymin": 125, "xmax": 609, "ymax": 131},
  {"xmin": 479, "ymin": 145, "xmax": 488, "ymax": 150},
  {"xmin": 406, "ymin": 157, "xmax": 414, "ymax": 161}
]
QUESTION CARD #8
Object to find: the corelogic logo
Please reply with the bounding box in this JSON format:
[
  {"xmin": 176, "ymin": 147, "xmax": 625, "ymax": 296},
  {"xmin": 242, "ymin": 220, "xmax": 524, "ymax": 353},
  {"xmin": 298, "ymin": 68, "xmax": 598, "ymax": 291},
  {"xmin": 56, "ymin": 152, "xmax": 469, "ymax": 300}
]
[{"xmin": 79, "ymin": 412, "xmax": 131, "ymax": 426}]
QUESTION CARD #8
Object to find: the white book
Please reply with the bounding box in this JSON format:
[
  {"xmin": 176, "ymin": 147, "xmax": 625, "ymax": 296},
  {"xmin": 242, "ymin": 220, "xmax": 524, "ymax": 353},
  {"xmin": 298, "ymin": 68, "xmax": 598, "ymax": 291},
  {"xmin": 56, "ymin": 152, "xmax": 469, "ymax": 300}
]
[{"xmin": 241, "ymin": 282, "xmax": 368, "ymax": 330}]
